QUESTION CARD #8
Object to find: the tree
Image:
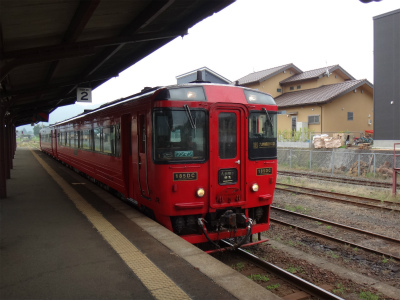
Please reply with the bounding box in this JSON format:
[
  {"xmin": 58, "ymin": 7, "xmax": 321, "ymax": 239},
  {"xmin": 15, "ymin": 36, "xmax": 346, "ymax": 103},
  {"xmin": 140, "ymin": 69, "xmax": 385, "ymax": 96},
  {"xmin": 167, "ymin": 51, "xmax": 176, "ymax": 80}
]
[{"xmin": 33, "ymin": 124, "xmax": 41, "ymax": 136}]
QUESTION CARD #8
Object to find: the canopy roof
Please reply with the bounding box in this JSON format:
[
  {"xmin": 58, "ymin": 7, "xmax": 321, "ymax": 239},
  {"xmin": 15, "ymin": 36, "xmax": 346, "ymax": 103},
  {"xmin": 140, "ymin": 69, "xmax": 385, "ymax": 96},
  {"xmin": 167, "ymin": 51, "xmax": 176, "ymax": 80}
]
[{"xmin": 0, "ymin": 0, "xmax": 234, "ymax": 126}]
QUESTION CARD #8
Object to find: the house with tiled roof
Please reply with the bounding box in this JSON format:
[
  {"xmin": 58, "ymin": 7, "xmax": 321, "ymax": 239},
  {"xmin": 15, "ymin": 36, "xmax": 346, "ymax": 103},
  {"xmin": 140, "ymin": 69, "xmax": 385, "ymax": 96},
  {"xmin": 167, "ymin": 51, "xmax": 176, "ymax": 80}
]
[
  {"xmin": 236, "ymin": 64, "xmax": 374, "ymax": 136},
  {"xmin": 176, "ymin": 67, "xmax": 231, "ymax": 84},
  {"xmin": 236, "ymin": 63, "xmax": 302, "ymax": 98}
]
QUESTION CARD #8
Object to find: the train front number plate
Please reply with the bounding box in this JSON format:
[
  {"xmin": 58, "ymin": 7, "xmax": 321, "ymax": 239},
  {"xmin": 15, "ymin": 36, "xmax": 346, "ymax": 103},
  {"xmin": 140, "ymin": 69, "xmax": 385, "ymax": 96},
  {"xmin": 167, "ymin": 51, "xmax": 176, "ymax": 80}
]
[
  {"xmin": 173, "ymin": 172, "xmax": 197, "ymax": 181},
  {"xmin": 257, "ymin": 167, "xmax": 273, "ymax": 176}
]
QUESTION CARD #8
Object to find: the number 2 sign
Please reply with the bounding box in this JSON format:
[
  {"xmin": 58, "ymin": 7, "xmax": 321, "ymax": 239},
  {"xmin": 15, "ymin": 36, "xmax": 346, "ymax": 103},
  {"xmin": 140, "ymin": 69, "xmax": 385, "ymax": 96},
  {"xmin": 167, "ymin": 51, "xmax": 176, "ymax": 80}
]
[{"xmin": 77, "ymin": 87, "xmax": 92, "ymax": 103}]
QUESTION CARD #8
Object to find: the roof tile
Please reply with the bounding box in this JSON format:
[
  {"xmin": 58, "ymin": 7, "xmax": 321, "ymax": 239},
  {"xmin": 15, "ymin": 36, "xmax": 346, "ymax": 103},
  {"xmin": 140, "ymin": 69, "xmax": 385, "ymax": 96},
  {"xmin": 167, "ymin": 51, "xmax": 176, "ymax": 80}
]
[
  {"xmin": 275, "ymin": 79, "xmax": 372, "ymax": 108},
  {"xmin": 236, "ymin": 63, "xmax": 302, "ymax": 85},
  {"xmin": 280, "ymin": 65, "xmax": 355, "ymax": 84}
]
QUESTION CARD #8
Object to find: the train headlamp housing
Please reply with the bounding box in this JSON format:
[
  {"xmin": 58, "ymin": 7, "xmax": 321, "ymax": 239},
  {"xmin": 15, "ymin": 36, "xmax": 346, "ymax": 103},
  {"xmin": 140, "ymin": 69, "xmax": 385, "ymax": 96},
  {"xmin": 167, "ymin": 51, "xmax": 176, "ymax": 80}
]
[
  {"xmin": 196, "ymin": 188, "xmax": 205, "ymax": 197},
  {"xmin": 251, "ymin": 183, "xmax": 259, "ymax": 192},
  {"xmin": 155, "ymin": 87, "xmax": 206, "ymax": 101}
]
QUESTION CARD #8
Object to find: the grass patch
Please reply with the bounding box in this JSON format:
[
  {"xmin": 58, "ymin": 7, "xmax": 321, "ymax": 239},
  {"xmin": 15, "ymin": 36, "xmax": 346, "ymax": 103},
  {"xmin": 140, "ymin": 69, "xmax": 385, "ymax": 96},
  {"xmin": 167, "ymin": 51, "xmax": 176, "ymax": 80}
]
[
  {"xmin": 232, "ymin": 262, "xmax": 245, "ymax": 272},
  {"xmin": 283, "ymin": 204, "xmax": 309, "ymax": 214},
  {"xmin": 286, "ymin": 265, "xmax": 303, "ymax": 274},
  {"xmin": 359, "ymin": 291, "xmax": 380, "ymax": 300},
  {"xmin": 328, "ymin": 251, "xmax": 340, "ymax": 259},
  {"xmin": 332, "ymin": 283, "xmax": 346, "ymax": 295},
  {"xmin": 266, "ymin": 283, "xmax": 280, "ymax": 290},
  {"xmin": 247, "ymin": 274, "xmax": 270, "ymax": 282}
]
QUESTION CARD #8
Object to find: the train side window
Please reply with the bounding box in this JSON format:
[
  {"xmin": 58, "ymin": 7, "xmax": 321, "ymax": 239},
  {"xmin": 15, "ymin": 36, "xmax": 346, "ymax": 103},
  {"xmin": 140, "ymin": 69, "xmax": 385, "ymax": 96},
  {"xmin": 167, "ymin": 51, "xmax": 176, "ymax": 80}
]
[
  {"xmin": 103, "ymin": 126, "xmax": 113, "ymax": 154},
  {"xmin": 90, "ymin": 129, "xmax": 95, "ymax": 151},
  {"xmin": 94, "ymin": 127, "xmax": 102, "ymax": 152},
  {"xmin": 64, "ymin": 132, "xmax": 68, "ymax": 146},
  {"xmin": 79, "ymin": 131, "xmax": 83, "ymax": 149},
  {"xmin": 82, "ymin": 130, "xmax": 90, "ymax": 150},
  {"xmin": 69, "ymin": 131, "xmax": 74, "ymax": 147},
  {"xmin": 74, "ymin": 131, "xmax": 79, "ymax": 148}
]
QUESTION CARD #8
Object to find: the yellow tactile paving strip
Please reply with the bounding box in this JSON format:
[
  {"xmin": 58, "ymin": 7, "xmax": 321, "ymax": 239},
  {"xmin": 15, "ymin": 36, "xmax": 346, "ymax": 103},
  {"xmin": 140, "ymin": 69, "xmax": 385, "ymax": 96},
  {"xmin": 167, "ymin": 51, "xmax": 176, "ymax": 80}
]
[{"xmin": 30, "ymin": 149, "xmax": 191, "ymax": 300}]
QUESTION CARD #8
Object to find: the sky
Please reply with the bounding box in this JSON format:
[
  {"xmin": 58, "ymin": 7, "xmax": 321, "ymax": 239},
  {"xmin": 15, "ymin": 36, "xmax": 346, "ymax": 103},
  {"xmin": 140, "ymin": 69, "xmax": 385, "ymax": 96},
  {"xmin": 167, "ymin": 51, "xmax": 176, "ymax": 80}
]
[{"xmin": 18, "ymin": 0, "xmax": 399, "ymax": 132}]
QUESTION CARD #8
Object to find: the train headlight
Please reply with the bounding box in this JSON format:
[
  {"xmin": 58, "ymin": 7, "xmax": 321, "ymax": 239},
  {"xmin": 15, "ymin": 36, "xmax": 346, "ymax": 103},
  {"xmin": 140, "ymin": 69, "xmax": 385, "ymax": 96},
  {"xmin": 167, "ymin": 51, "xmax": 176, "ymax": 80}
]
[
  {"xmin": 187, "ymin": 91, "xmax": 197, "ymax": 99},
  {"xmin": 248, "ymin": 94, "xmax": 257, "ymax": 102},
  {"xmin": 196, "ymin": 188, "xmax": 205, "ymax": 197},
  {"xmin": 251, "ymin": 183, "xmax": 259, "ymax": 192}
]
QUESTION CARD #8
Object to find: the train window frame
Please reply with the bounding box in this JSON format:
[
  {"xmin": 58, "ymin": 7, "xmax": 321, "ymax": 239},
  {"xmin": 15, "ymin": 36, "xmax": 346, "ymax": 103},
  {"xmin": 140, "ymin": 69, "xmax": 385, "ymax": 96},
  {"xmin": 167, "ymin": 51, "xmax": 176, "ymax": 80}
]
[
  {"xmin": 248, "ymin": 110, "xmax": 277, "ymax": 160},
  {"xmin": 152, "ymin": 107, "xmax": 208, "ymax": 164},
  {"xmin": 102, "ymin": 125, "xmax": 120, "ymax": 157},
  {"xmin": 74, "ymin": 130, "xmax": 80, "ymax": 148},
  {"xmin": 218, "ymin": 112, "xmax": 237, "ymax": 159},
  {"xmin": 93, "ymin": 127, "xmax": 103, "ymax": 152},
  {"xmin": 68, "ymin": 131, "xmax": 74, "ymax": 147},
  {"xmin": 82, "ymin": 129, "xmax": 91, "ymax": 150}
]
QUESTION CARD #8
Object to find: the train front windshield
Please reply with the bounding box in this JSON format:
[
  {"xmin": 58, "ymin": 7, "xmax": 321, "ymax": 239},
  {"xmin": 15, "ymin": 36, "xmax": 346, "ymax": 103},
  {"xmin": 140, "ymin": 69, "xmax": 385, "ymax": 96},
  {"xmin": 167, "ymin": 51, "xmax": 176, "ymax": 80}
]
[
  {"xmin": 248, "ymin": 111, "xmax": 277, "ymax": 159},
  {"xmin": 153, "ymin": 109, "xmax": 207, "ymax": 163}
]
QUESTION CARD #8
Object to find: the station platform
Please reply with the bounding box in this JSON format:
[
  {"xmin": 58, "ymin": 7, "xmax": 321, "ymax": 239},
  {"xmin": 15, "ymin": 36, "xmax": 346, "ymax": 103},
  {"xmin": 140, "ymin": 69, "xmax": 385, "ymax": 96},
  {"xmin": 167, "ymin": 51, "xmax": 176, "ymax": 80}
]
[{"xmin": 1, "ymin": 148, "xmax": 281, "ymax": 300}]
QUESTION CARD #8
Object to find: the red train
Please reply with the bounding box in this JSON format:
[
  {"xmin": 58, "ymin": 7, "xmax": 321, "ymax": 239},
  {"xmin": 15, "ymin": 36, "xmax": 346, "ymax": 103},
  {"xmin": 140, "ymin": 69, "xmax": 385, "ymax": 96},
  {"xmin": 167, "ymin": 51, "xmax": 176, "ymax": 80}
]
[{"xmin": 40, "ymin": 83, "xmax": 277, "ymax": 247}]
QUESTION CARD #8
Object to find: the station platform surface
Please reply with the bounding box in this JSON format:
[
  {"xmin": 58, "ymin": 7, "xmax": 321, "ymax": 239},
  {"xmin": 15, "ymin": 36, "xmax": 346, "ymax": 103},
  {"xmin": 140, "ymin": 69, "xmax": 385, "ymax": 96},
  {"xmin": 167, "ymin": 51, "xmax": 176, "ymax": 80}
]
[{"xmin": 1, "ymin": 148, "xmax": 281, "ymax": 300}]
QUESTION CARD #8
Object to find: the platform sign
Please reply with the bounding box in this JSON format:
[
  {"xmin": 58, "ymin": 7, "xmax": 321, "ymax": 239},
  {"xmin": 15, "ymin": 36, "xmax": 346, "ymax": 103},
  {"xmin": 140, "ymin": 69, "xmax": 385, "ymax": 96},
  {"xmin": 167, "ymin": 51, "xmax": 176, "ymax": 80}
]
[{"xmin": 77, "ymin": 87, "xmax": 92, "ymax": 103}]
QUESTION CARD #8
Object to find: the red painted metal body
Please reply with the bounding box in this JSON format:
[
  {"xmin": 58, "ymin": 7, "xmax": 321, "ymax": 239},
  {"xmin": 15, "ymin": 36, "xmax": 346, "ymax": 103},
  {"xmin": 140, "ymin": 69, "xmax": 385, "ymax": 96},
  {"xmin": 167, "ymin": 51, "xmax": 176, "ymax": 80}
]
[{"xmin": 40, "ymin": 84, "xmax": 277, "ymax": 244}]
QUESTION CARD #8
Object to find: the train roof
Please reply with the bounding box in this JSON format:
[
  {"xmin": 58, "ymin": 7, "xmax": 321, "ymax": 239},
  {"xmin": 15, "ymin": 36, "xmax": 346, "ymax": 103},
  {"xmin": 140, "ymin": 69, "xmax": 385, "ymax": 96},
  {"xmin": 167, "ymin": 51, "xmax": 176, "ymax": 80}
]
[{"xmin": 47, "ymin": 83, "xmax": 275, "ymax": 127}]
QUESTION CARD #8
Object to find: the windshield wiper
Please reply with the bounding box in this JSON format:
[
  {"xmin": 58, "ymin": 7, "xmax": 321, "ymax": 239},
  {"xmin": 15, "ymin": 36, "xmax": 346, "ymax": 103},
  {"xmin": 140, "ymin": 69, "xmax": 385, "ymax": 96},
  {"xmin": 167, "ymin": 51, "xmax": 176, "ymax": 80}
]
[
  {"xmin": 184, "ymin": 105, "xmax": 196, "ymax": 129},
  {"xmin": 262, "ymin": 107, "xmax": 273, "ymax": 128}
]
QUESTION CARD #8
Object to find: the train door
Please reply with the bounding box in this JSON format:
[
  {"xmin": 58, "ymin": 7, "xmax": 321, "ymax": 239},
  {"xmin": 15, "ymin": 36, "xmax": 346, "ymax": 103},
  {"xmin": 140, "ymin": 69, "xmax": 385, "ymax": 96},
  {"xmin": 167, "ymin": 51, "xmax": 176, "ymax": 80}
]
[
  {"xmin": 121, "ymin": 114, "xmax": 131, "ymax": 197},
  {"xmin": 209, "ymin": 104, "xmax": 246, "ymax": 208},
  {"xmin": 137, "ymin": 113, "xmax": 150, "ymax": 198}
]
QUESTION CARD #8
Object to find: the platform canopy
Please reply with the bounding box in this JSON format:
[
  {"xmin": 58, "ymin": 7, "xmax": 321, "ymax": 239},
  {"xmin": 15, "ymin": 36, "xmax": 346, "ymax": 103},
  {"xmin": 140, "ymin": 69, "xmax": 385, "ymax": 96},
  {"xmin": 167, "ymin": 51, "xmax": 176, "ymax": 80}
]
[{"xmin": 0, "ymin": 0, "xmax": 234, "ymax": 126}]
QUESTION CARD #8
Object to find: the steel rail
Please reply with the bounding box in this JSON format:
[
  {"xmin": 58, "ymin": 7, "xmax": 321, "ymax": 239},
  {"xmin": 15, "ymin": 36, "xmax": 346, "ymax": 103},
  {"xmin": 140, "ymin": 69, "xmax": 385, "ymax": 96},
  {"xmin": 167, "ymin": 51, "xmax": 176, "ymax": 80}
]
[
  {"xmin": 277, "ymin": 183, "xmax": 400, "ymax": 208},
  {"xmin": 270, "ymin": 218, "xmax": 400, "ymax": 261},
  {"xmin": 275, "ymin": 186, "xmax": 400, "ymax": 213},
  {"xmin": 277, "ymin": 170, "xmax": 399, "ymax": 188},
  {"xmin": 271, "ymin": 206, "xmax": 400, "ymax": 243},
  {"xmin": 220, "ymin": 240, "xmax": 345, "ymax": 300}
]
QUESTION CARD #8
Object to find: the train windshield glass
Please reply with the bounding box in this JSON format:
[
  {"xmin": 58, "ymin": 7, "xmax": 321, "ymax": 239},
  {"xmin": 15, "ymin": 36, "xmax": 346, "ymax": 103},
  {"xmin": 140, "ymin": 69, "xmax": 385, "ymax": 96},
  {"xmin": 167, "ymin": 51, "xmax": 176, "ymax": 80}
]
[
  {"xmin": 248, "ymin": 111, "xmax": 277, "ymax": 159},
  {"xmin": 153, "ymin": 109, "xmax": 207, "ymax": 163}
]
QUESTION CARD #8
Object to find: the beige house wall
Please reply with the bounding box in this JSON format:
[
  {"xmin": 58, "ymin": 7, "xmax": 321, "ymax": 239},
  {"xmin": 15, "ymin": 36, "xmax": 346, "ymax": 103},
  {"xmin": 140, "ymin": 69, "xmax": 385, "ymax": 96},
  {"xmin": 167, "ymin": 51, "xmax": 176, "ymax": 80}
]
[
  {"xmin": 277, "ymin": 105, "xmax": 322, "ymax": 134},
  {"xmin": 322, "ymin": 89, "xmax": 373, "ymax": 132},
  {"xmin": 243, "ymin": 67, "xmax": 299, "ymax": 98},
  {"xmin": 281, "ymin": 71, "xmax": 347, "ymax": 93},
  {"xmin": 277, "ymin": 86, "xmax": 373, "ymax": 134}
]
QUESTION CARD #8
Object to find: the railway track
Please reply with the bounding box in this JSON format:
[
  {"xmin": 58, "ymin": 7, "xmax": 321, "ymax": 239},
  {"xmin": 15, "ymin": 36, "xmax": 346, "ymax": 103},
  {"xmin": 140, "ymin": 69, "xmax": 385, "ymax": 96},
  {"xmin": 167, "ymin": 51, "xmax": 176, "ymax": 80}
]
[
  {"xmin": 270, "ymin": 207, "xmax": 400, "ymax": 261},
  {"xmin": 276, "ymin": 183, "xmax": 400, "ymax": 212},
  {"xmin": 278, "ymin": 170, "xmax": 399, "ymax": 189},
  {"xmin": 220, "ymin": 240, "xmax": 345, "ymax": 300}
]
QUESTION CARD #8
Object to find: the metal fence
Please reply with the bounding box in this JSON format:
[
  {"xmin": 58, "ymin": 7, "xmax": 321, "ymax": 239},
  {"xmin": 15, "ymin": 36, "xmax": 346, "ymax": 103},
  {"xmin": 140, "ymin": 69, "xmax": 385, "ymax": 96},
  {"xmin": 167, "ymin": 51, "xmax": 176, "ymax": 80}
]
[
  {"xmin": 278, "ymin": 148, "xmax": 399, "ymax": 180},
  {"xmin": 277, "ymin": 131, "xmax": 371, "ymax": 148}
]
